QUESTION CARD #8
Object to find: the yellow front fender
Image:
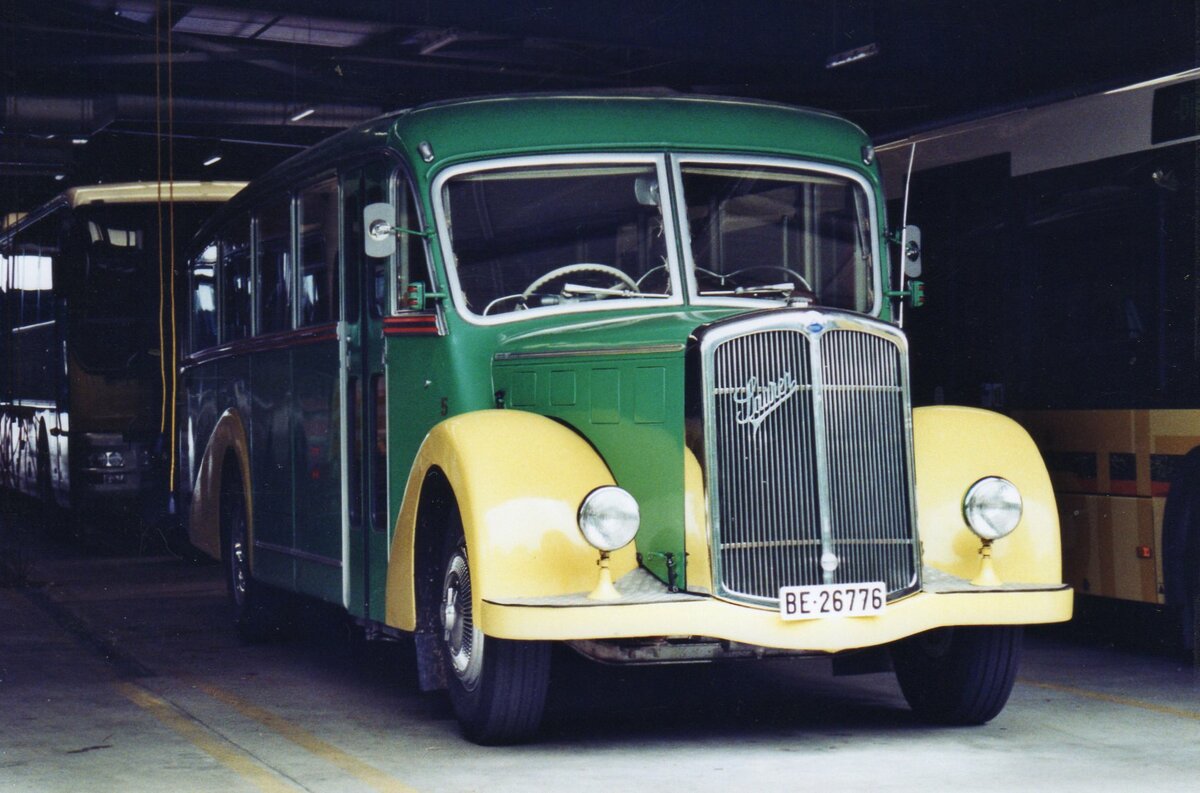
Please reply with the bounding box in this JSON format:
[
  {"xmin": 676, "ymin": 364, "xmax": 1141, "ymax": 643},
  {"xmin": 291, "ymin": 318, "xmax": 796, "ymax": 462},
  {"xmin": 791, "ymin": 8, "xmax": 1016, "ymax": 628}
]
[
  {"xmin": 384, "ymin": 410, "xmax": 639, "ymax": 631},
  {"xmin": 913, "ymin": 406, "xmax": 1063, "ymax": 585}
]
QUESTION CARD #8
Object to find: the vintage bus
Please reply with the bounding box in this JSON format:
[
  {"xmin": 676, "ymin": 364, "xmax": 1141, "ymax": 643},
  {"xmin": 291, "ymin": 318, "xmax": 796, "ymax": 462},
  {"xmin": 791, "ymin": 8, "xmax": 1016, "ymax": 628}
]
[
  {"xmin": 876, "ymin": 71, "xmax": 1200, "ymax": 657},
  {"xmin": 177, "ymin": 94, "xmax": 1071, "ymax": 744},
  {"xmin": 0, "ymin": 182, "xmax": 244, "ymax": 529}
]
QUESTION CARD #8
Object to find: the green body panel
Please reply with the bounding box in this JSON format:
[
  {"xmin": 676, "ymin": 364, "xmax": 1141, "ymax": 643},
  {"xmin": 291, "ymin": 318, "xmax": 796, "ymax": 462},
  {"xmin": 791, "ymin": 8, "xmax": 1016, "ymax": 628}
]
[
  {"xmin": 208, "ymin": 340, "xmax": 343, "ymax": 603},
  {"xmin": 246, "ymin": 350, "xmax": 293, "ymax": 589},
  {"xmin": 394, "ymin": 96, "xmax": 873, "ymax": 174},
  {"xmin": 291, "ymin": 340, "xmax": 343, "ymax": 602},
  {"xmin": 489, "ymin": 307, "xmax": 740, "ymax": 585}
]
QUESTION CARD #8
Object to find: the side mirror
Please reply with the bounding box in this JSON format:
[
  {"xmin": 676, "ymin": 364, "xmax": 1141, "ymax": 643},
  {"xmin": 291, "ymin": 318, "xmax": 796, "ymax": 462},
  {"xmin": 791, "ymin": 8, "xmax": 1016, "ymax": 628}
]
[
  {"xmin": 901, "ymin": 224, "xmax": 922, "ymax": 278},
  {"xmin": 364, "ymin": 202, "xmax": 397, "ymax": 259}
]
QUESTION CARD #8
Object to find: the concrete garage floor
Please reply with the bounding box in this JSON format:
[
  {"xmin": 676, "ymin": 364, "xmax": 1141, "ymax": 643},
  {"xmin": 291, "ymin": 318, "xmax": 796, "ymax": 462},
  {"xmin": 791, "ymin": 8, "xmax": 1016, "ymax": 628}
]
[{"xmin": 1, "ymin": 506, "xmax": 1198, "ymax": 792}]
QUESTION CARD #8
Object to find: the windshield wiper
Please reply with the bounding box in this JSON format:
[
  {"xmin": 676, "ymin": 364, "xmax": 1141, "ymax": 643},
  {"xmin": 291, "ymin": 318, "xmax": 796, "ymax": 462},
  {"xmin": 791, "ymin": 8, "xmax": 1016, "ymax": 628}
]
[
  {"xmin": 561, "ymin": 283, "xmax": 671, "ymax": 299},
  {"xmin": 699, "ymin": 282, "xmax": 796, "ymax": 297}
]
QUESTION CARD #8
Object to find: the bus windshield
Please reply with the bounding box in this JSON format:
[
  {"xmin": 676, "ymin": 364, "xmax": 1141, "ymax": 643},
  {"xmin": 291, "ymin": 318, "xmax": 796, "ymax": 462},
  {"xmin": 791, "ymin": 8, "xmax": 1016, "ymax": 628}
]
[
  {"xmin": 678, "ymin": 162, "xmax": 875, "ymax": 313},
  {"xmin": 440, "ymin": 158, "xmax": 877, "ymax": 320},
  {"xmin": 441, "ymin": 162, "xmax": 673, "ymax": 318},
  {"xmin": 71, "ymin": 204, "xmax": 212, "ymax": 373}
]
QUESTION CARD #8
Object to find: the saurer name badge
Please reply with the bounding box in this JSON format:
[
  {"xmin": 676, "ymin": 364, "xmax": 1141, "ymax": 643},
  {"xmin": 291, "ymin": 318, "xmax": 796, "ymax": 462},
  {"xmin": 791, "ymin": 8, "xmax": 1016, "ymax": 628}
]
[{"xmin": 732, "ymin": 372, "xmax": 800, "ymax": 434}]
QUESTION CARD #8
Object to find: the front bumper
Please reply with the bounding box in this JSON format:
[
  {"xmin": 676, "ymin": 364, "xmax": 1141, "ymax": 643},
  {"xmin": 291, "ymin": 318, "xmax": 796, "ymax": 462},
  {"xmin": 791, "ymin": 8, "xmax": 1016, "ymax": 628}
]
[{"xmin": 481, "ymin": 567, "xmax": 1072, "ymax": 653}]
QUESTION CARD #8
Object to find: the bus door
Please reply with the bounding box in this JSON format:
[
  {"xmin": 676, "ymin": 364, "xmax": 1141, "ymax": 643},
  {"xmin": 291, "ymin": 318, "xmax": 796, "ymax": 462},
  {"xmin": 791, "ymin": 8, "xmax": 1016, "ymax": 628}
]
[{"xmin": 340, "ymin": 162, "xmax": 390, "ymax": 618}]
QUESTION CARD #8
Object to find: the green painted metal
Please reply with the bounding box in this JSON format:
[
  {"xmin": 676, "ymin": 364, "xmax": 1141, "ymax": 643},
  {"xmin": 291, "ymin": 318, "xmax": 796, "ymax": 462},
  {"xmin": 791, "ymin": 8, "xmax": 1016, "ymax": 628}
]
[{"xmin": 489, "ymin": 307, "xmax": 737, "ymax": 585}]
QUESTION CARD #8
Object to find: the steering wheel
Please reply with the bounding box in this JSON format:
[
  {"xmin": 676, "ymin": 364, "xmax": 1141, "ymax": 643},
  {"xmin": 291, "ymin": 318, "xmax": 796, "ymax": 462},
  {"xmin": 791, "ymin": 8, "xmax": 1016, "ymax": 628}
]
[
  {"xmin": 522, "ymin": 263, "xmax": 639, "ymax": 300},
  {"xmin": 635, "ymin": 263, "xmax": 669, "ymax": 289},
  {"xmin": 726, "ymin": 265, "xmax": 814, "ymax": 294}
]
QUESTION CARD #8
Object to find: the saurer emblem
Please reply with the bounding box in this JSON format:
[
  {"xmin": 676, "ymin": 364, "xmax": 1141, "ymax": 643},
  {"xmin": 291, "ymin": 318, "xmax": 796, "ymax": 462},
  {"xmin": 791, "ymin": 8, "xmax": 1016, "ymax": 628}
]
[{"xmin": 732, "ymin": 372, "xmax": 800, "ymax": 434}]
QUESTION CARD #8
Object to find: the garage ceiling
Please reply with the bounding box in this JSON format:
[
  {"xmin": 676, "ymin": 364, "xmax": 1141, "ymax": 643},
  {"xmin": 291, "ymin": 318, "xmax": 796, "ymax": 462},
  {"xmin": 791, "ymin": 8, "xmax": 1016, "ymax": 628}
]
[{"xmin": 2, "ymin": 0, "xmax": 1195, "ymax": 216}]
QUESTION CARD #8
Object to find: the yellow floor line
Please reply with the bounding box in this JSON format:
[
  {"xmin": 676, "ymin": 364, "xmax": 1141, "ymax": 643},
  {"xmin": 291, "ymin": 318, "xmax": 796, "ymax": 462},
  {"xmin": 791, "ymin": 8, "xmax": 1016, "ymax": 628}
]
[
  {"xmin": 190, "ymin": 679, "xmax": 419, "ymax": 793},
  {"xmin": 115, "ymin": 682, "xmax": 298, "ymax": 793},
  {"xmin": 1022, "ymin": 679, "xmax": 1200, "ymax": 721}
]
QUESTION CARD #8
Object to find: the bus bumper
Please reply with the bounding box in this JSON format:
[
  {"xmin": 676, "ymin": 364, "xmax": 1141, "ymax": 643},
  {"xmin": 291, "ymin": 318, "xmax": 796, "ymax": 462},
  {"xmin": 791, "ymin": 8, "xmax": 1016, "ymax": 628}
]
[{"xmin": 480, "ymin": 570, "xmax": 1073, "ymax": 654}]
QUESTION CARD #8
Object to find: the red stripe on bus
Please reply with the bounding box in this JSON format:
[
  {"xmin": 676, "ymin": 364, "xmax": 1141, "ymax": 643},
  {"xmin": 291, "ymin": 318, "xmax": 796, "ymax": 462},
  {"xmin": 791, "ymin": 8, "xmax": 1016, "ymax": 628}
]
[
  {"xmin": 1107, "ymin": 480, "xmax": 1138, "ymax": 496},
  {"xmin": 383, "ymin": 315, "xmax": 439, "ymax": 336},
  {"xmin": 182, "ymin": 323, "xmax": 338, "ymax": 368}
]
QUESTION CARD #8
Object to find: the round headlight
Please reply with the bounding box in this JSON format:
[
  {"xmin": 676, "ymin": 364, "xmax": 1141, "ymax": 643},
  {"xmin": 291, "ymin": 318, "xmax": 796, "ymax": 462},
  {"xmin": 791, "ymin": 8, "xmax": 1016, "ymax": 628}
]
[
  {"xmin": 963, "ymin": 476, "xmax": 1022, "ymax": 540},
  {"xmin": 578, "ymin": 486, "xmax": 640, "ymax": 552}
]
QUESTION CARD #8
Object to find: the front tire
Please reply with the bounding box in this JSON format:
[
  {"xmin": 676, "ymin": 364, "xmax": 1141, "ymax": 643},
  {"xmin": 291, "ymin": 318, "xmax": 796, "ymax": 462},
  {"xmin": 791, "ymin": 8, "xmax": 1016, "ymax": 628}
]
[
  {"xmin": 440, "ymin": 534, "xmax": 550, "ymax": 744},
  {"xmin": 891, "ymin": 626, "xmax": 1022, "ymax": 725}
]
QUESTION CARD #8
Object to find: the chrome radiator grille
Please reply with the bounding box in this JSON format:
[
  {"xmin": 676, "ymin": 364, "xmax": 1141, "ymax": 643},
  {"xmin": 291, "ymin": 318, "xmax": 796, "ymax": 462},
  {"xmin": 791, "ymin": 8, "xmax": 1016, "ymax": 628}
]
[{"xmin": 703, "ymin": 314, "xmax": 919, "ymax": 605}]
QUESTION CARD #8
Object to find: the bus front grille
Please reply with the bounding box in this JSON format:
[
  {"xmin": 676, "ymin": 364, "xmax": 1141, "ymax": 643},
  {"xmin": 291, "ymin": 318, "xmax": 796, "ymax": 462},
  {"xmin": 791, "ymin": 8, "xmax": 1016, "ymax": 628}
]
[{"xmin": 701, "ymin": 313, "xmax": 919, "ymax": 606}]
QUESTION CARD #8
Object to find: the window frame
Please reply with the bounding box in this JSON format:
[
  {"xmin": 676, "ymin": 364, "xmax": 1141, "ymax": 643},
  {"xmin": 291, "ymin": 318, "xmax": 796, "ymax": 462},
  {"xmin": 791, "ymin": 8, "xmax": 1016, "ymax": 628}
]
[
  {"xmin": 294, "ymin": 172, "xmax": 341, "ymax": 328},
  {"xmin": 217, "ymin": 213, "xmax": 254, "ymax": 344},
  {"xmin": 430, "ymin": 153, "xmax": 685, "ymax": 327},
  {"xmin": 670, "ymin": 154, "xmax": 883, "ymax": 317},
  {"xmin": 253, "ymin": 191, "xmax": 298, "ymax": 336}
]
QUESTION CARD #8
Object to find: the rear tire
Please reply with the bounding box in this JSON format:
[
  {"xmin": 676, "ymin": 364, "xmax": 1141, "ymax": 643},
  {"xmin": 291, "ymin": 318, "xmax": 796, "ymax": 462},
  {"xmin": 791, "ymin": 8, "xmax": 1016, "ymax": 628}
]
[
  {"xmin": 439, "ymin": 533, "xmax": 550, "ymax": 745},
  {"xmin": 891, "ymin": 626, "xmax": 1022, "ymax": 725},
  {"xmin": 222, "ymin": 470, "xmax": 282, "ymax": 643}
]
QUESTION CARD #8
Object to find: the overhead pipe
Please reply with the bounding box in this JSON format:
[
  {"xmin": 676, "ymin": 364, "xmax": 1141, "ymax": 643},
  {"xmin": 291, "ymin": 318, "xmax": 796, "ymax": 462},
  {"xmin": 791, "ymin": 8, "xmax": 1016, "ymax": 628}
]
[{"xmin": 1, "ymin": 94, "xmax": 384, "ymax": 136}]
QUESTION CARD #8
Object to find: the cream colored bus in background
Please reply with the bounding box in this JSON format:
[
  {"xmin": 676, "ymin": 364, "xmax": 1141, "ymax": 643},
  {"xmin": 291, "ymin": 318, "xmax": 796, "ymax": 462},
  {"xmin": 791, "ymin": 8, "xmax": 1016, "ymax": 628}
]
[
  {"xmin": 0, "ymin": 182, "xmax": 243, "ymax": 532},
  {"xmin": 877, "ymin": 71, "xmax": 1200, "ymax": 658}
]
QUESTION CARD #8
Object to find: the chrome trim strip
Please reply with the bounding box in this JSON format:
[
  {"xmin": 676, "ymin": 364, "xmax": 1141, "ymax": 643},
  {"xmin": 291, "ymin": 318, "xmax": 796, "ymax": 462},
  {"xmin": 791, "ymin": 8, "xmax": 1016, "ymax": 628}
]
[
  {"xmin": 494, "ymin": 343, "xmax": 684, "ymax": 361},
  {"xmin": 254, "ymin": 540, "xmax": 343, "ymax": 568},
  {"xmin": 807, "ymin": 327, "xmax": 835, "ymax": 585}
]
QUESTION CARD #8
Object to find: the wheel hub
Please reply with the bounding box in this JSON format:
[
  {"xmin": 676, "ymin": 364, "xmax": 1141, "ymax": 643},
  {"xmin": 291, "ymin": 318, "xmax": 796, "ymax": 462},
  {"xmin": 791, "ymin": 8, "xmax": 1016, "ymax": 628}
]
[{"xmin": 440, "ymin": 548, "xmax": 483, "ymax": 691}]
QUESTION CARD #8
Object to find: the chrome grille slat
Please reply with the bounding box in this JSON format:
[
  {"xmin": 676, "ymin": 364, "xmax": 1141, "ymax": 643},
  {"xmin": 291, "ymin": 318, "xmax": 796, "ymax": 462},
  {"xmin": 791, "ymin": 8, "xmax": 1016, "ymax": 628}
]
[{"xmin": 703, "ymin": 314, "xmax": 919, "ymax": 606}]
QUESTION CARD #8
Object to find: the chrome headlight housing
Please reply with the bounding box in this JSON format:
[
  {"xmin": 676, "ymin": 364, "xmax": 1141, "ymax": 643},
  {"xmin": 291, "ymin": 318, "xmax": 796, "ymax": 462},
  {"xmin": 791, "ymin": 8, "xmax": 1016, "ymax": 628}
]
[
  {"xmin": 578, "ymin": 486, "xmax": 640, "ymax": 552},
  {"xmin": 963, "ymin": 476, "xmax": 1022, "ymax": 540}
]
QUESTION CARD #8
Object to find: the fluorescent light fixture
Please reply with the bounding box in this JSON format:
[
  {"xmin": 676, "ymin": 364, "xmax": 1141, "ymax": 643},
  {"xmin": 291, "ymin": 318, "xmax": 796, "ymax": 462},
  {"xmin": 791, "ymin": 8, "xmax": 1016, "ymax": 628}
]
[
  {"xmin": 203, "ymin": 154, "xmax": 223, "ymax": 167},
  {"xmin": 71, "ymin": 138, "xmax": 88, "ymax": 145},
  {"xmin": 54, "ymin": 174, "xmax": 66, "ymax": 181},
  {"xmin": 289, "ymin": 107, "xmax": 315, "ymax": 122},
  {"xmin": 1105, "ymin": 67, "xmax": 1200, "ymax": 94},
  {"xmin": 825, "ymin": 42, "xmax": 880, "ymax": 69}
]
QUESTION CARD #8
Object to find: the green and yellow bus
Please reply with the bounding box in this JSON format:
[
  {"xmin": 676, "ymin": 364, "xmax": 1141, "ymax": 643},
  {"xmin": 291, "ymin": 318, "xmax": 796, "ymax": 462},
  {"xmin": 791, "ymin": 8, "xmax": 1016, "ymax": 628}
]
[
  {"xmin": 177, "ymin": 94, "xmax": 1071, "ymax": 744},
  {"xmin": 0, "ymin": 182, "xmax": 243, "ymax": 527},
  {"xmin": 877, "ymin": 70, "xmax": 1200, "ymax": 656}
]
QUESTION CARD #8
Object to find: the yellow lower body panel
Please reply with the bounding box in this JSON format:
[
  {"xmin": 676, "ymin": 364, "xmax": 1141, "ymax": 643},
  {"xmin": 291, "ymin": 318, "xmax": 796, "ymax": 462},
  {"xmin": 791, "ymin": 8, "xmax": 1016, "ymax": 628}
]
[{"xmin": 480, "ymin": 586, "xmax": 1073, "ymax": 654}]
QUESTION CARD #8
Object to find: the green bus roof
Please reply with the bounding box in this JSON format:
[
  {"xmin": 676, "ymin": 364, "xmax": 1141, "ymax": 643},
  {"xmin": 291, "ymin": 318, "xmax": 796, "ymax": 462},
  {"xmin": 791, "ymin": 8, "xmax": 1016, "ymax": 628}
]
[{"xmin": 252, "ymin": 93, "xmax": 873, "ymax": 191}]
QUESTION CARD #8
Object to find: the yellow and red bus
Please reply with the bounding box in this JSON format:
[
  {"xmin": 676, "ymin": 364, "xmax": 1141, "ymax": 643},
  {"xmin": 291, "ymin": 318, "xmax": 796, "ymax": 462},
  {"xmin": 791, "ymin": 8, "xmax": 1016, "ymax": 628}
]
[
  {"xmin": 0, "ymin": 182, "xmax": 243, "ymax": 529},
  {"xmin": 877, "ymin": 71, "xmax": 1200, "ymax": 655}
]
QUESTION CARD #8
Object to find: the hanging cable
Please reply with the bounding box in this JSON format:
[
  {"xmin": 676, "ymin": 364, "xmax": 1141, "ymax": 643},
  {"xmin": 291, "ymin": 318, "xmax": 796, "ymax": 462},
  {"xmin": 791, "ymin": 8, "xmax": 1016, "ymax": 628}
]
[
  {"xmin": 155, "ymin": 0, "xmax": 167, "ymax": 435},
  {"xmin": 167, "ymin": 0, "xmax": 180, "ymax": 512}
]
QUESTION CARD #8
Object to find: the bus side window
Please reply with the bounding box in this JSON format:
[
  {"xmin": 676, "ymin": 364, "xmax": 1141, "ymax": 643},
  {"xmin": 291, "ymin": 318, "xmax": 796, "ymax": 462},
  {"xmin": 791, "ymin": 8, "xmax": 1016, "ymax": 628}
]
[
  {"xmin": 9, "ymin": 213, "xmax": 59, "ymax": 328},
  {"xmin": 0, "ymin": 245, "xmax": 9, "ymax": 400},
  {"xmin": 257, "ymin": 198, "xmax": 292, "ymax": 334},
  {"xmin": 8, "ymin": 212, "xmax": 61, "ymax": 402},
  {"xmin": 220, "ymin": 217, "xmax": 252, "ymax": 342},
  {"xmin": 297, "ymin": 177, "xmax": 339, "ymax": 326},
  {"xmin": 189, "ymin": 243, "xmax": 218, "ymax": 352},
  {"xmin": 394, "ymin": 182, "xmax": 429, "ymax": 313}
]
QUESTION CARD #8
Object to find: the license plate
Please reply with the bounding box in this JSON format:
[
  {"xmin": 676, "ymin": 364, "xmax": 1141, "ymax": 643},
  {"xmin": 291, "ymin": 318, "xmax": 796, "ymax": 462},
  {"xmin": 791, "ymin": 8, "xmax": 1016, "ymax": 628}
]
[{"xmin": 779, "ymin": 582, "xmax": 886, "ymax": 621}]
